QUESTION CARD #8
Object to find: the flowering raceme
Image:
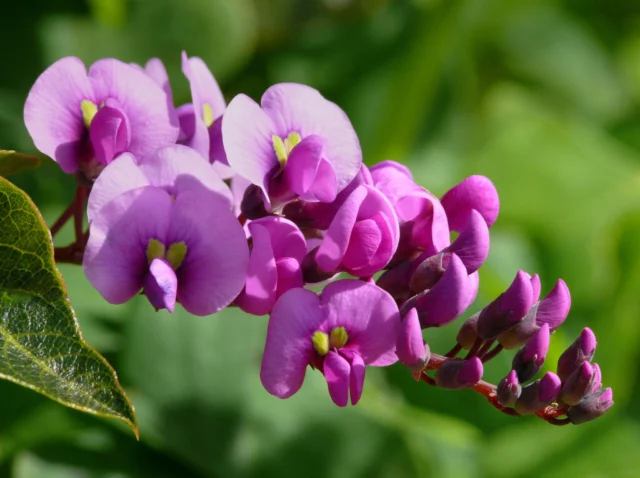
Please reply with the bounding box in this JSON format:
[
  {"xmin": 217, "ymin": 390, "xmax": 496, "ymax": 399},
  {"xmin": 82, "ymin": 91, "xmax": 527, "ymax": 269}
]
[{"xmin": 25, "ymin": 53, "xmax": 613, "ymax": 427}]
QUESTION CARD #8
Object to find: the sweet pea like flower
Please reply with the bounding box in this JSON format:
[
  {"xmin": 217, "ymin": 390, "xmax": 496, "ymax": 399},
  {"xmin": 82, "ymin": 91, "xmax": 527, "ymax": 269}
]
[
  {"xmin": 261, "ymin": 280, "xmax": 399, "ymax": 407},
  {"xmin": 223, "ymin": 83, "xmax": 362, "ymax": 207},
  {"xmin": 314, "ymin": 185, "xmax": 399, "ymax": 278},
  {"xmin": 440, "ymin": 175, "xmax": 500, "ymax": 232},
  {"xmin": 24, "ymin": 57, "xmax": 179, "ymax": 178},
  {"xmin": 396, "ymin": 308, "xmax": 430, "ymax": 378},
  {"xmin": 235, "ymin": 217, "xmax": 307, "ymax": 316}
]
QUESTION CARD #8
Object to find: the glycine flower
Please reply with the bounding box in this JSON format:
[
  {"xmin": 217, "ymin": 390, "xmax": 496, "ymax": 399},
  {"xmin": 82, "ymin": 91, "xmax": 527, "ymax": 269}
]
[
  {"xmin": 24, "ymin": 57, "xmax": 178, "ymax": 178},
  {"xmin": 261, "ymin": 280, "xmax": 399, "ymax": 407},
  {"xmin": 132, "ymin": 58, "xmax": 174, "ymax": 109},
  {"xmin": 314, "ymin": 185, "xmax": 400, "ymax": 278},
  {"xmin": 235, "ymin": 217, "xmax": 307, "ymax": 316},
  {"xmin": 223, "ymin": 83, "xmax": 362, "ymax": 207}
]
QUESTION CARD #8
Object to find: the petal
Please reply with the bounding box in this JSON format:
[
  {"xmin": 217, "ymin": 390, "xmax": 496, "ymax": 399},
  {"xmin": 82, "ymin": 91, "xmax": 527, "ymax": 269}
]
[
  {"xmin": 274, "ymin": 257, "xmax": 303, "ymax": 299},
  {"xmin": 89, "ymin": 102, "xmax": 131, "ymax": 165},
  {"xmin": 342, "ymin": 217, "xmax": 382, "ymax": 272},
  {"xmin": 209, "ymin": 116, "xmax": 230, "ymax": 167},
  {"xmin": 322, "ymin": 279, "xmax": 400, "ymax": 366},
  {"xmin": 166, "ymin": 189, "xmax": 249, "ymax": 316},
  {"xmin": 396, "ymin": 308, "xmax": 426, "ymax": 367},
  {"xmin": 144, "ymin": 58, "xmax": 174, "ymax": 108},
  {"xmin": 441, "ymin": 175, "xmax": 500, "ymax": 232},
  {"xmin": 261, "ymin": 83, "xmax": 362, "ymax": 193},
  {"xmin": 235, "ymin": 222, "xmax": 278, "ymax": 316},
  {"xmin": 347, "ymin": 351, "xmax": 366, "ymax": 406},
  {"xmin": 87, "ymin": 153, "xmax": 149, "ymax": 223},
  {"xmin": 444, "ymin": 209, "xmax": 490, "ymax": 274},
  {"xmin": 138, "ymin": 144, "xmax": 233, "ymax": 207},
  {"xmin": 284, "ymin": 134, "xmax": 337, "ymax": 202},
  {"xmin": 251, "ymin": 216, "xmax": 307, "ymax": 262},
  {"xmin": 180, "ymin": 106, "xmax": 210, "ymax": 159},
  {"xmin": 88, "ymin": 58, "xmax": 179, "ymax": 158},
  {"xmin": 499, "ymin": 270, "xmax": 534, "ymax": 321},
  {"xmin": 223, "ymin": 94, "xmax": 278, "ymax": 200},
  {"xmin": 83, "ymin": 186, "xmax": 172, "ymax": 303},
  {"xmin": 316, "ymin": 185, "xmax": 368, "ymax": 273},
  {"xmin": 24, "ymin": 56, "xmax": 94, "ymax": 173},
  {"xmin": 463, "ymin": 271, "xmax": 480, "ymax": 310},
  {"xmin": 260, "ymin": 288, "xmax": 326, "ymax": 399},
  {"xmin": 144, "ymin": 258, "xmax": 178, "ymax": 312},
  {"xmin": 535, "ymin": 279, "xmax": 571, "ymax": 331},
  {"xmin": 177, "ymin": 103, "xmax": 196, "ymax": 142},
  {"xmin": 323, "ymin": 350, "xmax": 350, "ymax": 407},
  {"xmin": 181, "ymin": 52, "xmax": 226, "ymax": 124},
  {"xmin": 399, "ymin": 191, "xmax": 450, "ymax": 254}
]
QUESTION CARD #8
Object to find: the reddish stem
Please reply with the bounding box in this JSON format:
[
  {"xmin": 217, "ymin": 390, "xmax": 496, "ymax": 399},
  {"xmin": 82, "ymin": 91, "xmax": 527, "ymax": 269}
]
[
  {"xmin": 49, "ymin": 202, "xmax": 75, "ymax": 237},
  {"xmin": 464, "ymin": 338, "xmax": 484, "ymax": 360},
  {"xmin": 481, "ymin": 344, "xmax": 504, "ymax": 363},
  {"xmin": 445, "ymin": 343, "xmax": 463, "ymax": 358}
]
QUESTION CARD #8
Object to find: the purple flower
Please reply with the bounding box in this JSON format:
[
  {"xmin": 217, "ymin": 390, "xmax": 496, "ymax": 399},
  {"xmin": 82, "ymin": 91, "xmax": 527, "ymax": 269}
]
[
  {"xmin": 24, "ymin": 57, "xmax": 179, "ymax": 178},
  {"xmin": 235, "ymin": 217, "xmax": 307, "ymax": 316},
  {"xmin": 559, "ymin": 361, "xmax": 596, "ymax": 406},
  {"xmin": 315, "ymin": 185, "xmax": 399, "ymax": 278},
  {"xmin": 567, "ymin": 387, "xmax": 613, "ymax": 424},
  {"xmin": 260, "ymin": 280, "xmax": 399, "ymax": 407},
  {"xmin": 223, "ymin": 83, "xmax": 362, "ymax": 207},
  {"xmin": 132, "ymin": 58, "xmax": 174, "ymax": 108},
  {"xmin": 435, "ymin": 357, "xmax": 483, "ymax": 390},
  {"xmin": 440, "ymin": 175, "xmax": 500, "ymax": 232},
  {"xmin": 557, "ymin": 327, "xmax": 597, "ymax": 381},
  {"xmin": 396, "ymin": 308, "xmax": 430, "ymax": 377},
  {"xmin": 515, "ymin": 372, "xmax": 562, "ymax": 414},
  {"xmin": 512, "ymin": 323, "xmax": 550, "ymax": 382}
]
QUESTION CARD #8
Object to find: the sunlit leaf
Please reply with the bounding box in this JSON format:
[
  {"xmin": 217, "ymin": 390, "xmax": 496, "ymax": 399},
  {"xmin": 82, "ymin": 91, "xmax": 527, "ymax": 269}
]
[
  {"xmin": 0, "ymin": 177, "xmax": 138, "ymax": 437},
  {"xmin": 0, "ymin": 150, "xmax": 41, "ymax": 177}
]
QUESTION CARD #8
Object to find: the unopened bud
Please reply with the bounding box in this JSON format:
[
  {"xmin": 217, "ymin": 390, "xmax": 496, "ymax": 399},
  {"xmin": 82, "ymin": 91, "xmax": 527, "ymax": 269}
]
[
  {"xmin": 241, "ymin": 184, "xmax": 269, "ymax": 220},
  {"xmin": 457, "ymin": 313, "xmax": 479, "ymax": 349},
  {"xmin": 556, "ymin": 327, "xmax": 597, "ymax": 381},
  {"xmin": 409, "ymin": 252, "xmax": 445, "ymax": 293},
  {"xmin": 590, "ymin": 363, "xmax": 602, "ymax": 393},
  {"xmin": 514, "ymin": 372, "xmax": 561, "ymax": 415},
  {"xmin": 497, "ymin": 370, "xmax": 522, "ymax": 407},
  {"xmin": 302, "ymin": 247, "xmax": 335, "ymax": 284},
  {"xmin": 559, "ymin": 361, "xmax": 595, "ymax": 406},
  {"xmin": 377, "ymin": 260, "xmax": 413, "ymax": 301},
  {"xmin": 567, "ymin": 388, "xmax": 613, "ymax": 425},
  {"xmin": 397, "ymin": 308, "xmax": 431, "ymax": 375},
  {"xmin": 435, "ymin": 357, "xmax": 483, "ymax": 390},
  {"xmin": 498, "ymin": 303, "xmax": 540, "ymax": 349},
  {"xmin": 512, "ymin": 323, "xmax": 550, "ymax": 382}
]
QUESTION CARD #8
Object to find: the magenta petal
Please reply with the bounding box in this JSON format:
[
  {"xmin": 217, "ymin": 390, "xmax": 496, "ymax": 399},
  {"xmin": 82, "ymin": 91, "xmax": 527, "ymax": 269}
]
[
  {"xmin": 144, "ymin": 58, "xmax": 173, "ymax": 108},
  {"xmin": 530, "ymin": 273, "xmax": 541, "ymax": 303},
  {"xmin": 24, "ymin": 57, "xmax": 94, "ymax": 173},
  {"xmin": 445, "ymin": 209, "xmax": 490, "ymax": 274},
  {"xmin": 344, "ymin": 350, "xmax": 366, "ymax": 405},
  {"xmin": 521, "ymin": 323, "xmax": 550, "ymax": 365},
  {"xmin": 209, "ymin": 116, "xmax": 229, "ymax": 167},
  {"xmin": 261, "ymin": 288, "xmax": 326, "ymax": 399},
  {"xmin": 255, "ymin": 216, "xmax": 307, "ymax": 262},
  {"xmin": 223, "ymin": 94, "xmax": 278, "ymax": 200},
  {"xmin": 342, "ymin": 217, "xmax": 382, "ymax": 271},
  {"xmin": 261, "ymin": 83, "xmax": 362, "ymax": 193},
  {"xmin": 284, "ymin": 135, "xmax": 325, "ymax": 195},
  {"xmin": 396, "ymin": 308, "xmax": 426, "ymax": 367},
  {"xmin": 235, "ymin": 222, "xmax": 278, "ymax": 316},
  {"xmin": 464, "ymin": 271, "xmax": 480, "ymax": 310},
  {"xmin": 274, "ymin": 257, "xmax": 303, "ymax": 298},
  {"xmin": 89, "ymin": 103, "xmax": 131, "ymax": 165},
  {"xmin": 83, "ymin": 187, "xmax": 172, "ymax": 303},
  {"xmin": 180, "ymin": 107, "xmax": 210, "ymax": 159},
  {"xmin": 181, "ymin": 52, "xmax": 226, "ymax": 123},
  {"xmin": 441, "ymin": 175, "xmax": 500, "ymax": 232},
  {"xmin": 177, "ymin": 103, "xmax": 196, "ymax": 142},
  {"xmin": 166, "ymin": 189, "xmax": 249, "ymax": 315},
  {"xmin": 535, "ymin": 279, "xmax": 571, "ymax": 331},
  {"xmin": 87, "ymin": 153, "xmax": 149, "ymax": 223},
  {"xmin": 322, "ymin": 280, "xmax": 400, "ymax": 366},
  {"xmin": 500, "ymin": 270, "xmax": 535, "ymax": 322},
  {"xmin": 144, "ymin": 258, "xmax": 178, "ymax": 312},
  {"xmin": 324, "ymin": 351, "xmax": 351, "ymax": 407},
  {"xmin": 399, "ymin": 191, "xmax": 451, "ymax": 254},
  {"xmin": 88, "ymin": 58, "xmax": 179, "ymax": 158}
]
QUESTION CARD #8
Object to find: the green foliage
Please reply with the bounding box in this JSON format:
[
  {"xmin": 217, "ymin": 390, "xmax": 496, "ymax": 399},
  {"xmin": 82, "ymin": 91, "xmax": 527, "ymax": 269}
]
[
  {"xmin": 0, "ymin": 177, "xmax": 137, "ymax": 437},
  {"xmin": 0, "ymin": 151, "xmax": 40, "ymax": 177}
]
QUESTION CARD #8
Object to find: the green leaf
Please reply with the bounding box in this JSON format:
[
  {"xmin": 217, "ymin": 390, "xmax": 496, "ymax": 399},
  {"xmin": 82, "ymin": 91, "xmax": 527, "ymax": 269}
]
[
  {"xmin": 0, "ymin": 151, "xmax": 41, "ymax": 177},
  {"xmin": 0, "ymin": 177, "xmax": 138, "ymax": 437}
]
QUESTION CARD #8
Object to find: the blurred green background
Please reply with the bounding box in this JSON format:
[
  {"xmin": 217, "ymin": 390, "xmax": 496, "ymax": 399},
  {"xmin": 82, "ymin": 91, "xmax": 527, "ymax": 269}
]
[{"xmin": 1, "ymin": 0, "xmax": 640, "ymax": 476}]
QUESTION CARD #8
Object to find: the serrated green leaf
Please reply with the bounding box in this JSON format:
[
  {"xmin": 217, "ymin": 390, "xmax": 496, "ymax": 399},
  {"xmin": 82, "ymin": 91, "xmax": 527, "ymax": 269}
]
[
  {"xmin": 0, "ymin": 177, "xmax": 138, "ymax": 437},
  {"xmin": 0, "ymin": 151, "xmax": 41, "ymax": 177}
]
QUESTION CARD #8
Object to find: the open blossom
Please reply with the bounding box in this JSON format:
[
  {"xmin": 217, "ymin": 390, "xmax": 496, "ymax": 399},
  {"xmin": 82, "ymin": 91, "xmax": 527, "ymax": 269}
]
[
  {"xmin": 223, "ymin": 83, "xmax": 362, "ymax": 207},
  {"xmin": 235, "ymin": 217, "xmax": 307, "ymax": 316},
  {"xmin": 261, "ymin": 280, "xmax": 399, "ymax": 406},
  {"xmin": 24, "ymin": 57, "xmax": 179, "ymax": 179},
  {"xmin": 84, "ymin": 145, "xmax": 248, "ymax": 315}
]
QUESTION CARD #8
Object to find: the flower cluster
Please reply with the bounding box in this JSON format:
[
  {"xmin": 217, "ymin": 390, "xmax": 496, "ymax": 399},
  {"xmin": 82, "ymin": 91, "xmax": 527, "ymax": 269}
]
[{"xmin": 25, "ymin": 53, "xmax": 613, "ymax": 425}]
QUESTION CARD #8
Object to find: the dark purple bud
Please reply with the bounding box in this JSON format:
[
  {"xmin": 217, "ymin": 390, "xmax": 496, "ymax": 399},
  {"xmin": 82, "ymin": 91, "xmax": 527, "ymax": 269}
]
[
  {"xmin": 512, "ymin": 323, "xmax": 550, "ymax": 382},
  {"xmin": 301, "ymin": 247, "xmax": 335, "ymax": 284},
  {"xmin": 567, "ymin": 388, "xmax": 613, "ymax": 425},
  {"xmin": 591, "ymin": 363, "xmax": 602, "ymax": 393},
  {"xmin": 514, "ymin": 372, "xmax": 562, "ymax": 415},
  {"xmin": 476, "ymin": 270, "xmax": 534, "ymax": 340},
  {"xmin": 241, "ymin": 184, "xmax": 269, "ymax": 220},
  {"xmin": 457, "ymin": 313, "xmax": 479, "ymax": 350},
  {"xmin": 435, "ymin": 357, "xmax": 483, "ymax": 390},
  {"xmin": 559, "ymin": 361, "xmax": 595, "ymax": 406},
  {"xmin": 443, "ymin": 210, "xmax": 490, "ymax": 274},
  {"xmin": 396, "ymin": 308, "xmax": 430, "ymax": 374},
  {"xmin": 409, "ymin": 252, "xmax": 445, "ymax": 293},
  {"xmin": 497, "ymin": 302, "xmax": 540, "ymax": 349},
  {"xmin": 556, "ymin": 327, "xmax": 597, "ymax": 381},
  {"xmin": 497, "ymin": 370, "xmax": 522, "ymax": 407},
  {"xmin": 404, "ymin": 254, "xmax": 474, "ymax": 328},
  {"xmin": 440, "ymin": 175, "xmax": 500, "ymax": 232},
  {"xmin": 535, "ymin": 279, "xmax": 571, "ymax": 331},
  {"xmin": 377, "ymin": 260, "xmax": 413, "ymax": 301}
]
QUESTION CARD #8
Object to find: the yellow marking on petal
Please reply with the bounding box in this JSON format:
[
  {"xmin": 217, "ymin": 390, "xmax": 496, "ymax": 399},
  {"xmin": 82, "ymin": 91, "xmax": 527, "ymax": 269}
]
[
  {"xmin": 312, "ymin": 331, "xmax": 329, "ymax": 356},
  {"xmin": 285, "ymin": 132, "xmax": 302, "ymax": 153},
  {"xmin": 202, "ymin": 102, "xmax": 214, "ymax": 128},
  {"xmin": 146, "ymin": 239, "xmax": 166, "ymax": 264},
  {"xmin": 166, "ymin": 242, "xmax": 188, "ymax": 270},
  {"xmin": 329, "ymin": 326, "xmax": 348, "ymax": 349},
  {"xmin": 272, "ymin": 135, "xmax": 287, "ymax": 167},
  {"xmin": 81, "ymin": 100, "xmax": 98, "ymax": 128}
]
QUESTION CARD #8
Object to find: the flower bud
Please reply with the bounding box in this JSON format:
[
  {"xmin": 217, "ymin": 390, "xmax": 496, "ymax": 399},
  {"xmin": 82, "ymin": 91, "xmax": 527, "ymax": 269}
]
[
  {"xmin": 497, "ymin": 303, "xmax": 540, "ymax": 349},
  {"xmin": 377, "ymin": 260, "xmax": 413, "ymax": 301},
  {"xmin": 535, "ymin": 279, "xmax": 571, "ymax": 331},
  {"xmin": 556, "ymin": 327, "xmax": 597, "ymax": 381},
  {"xmin": 496, "ymin": 370, "xmax": 522, "ymax": 407},
  {"xmin": 457, "ymin": 313, "xmax": 479, "ymax": 350},
  {"xmin": 241, "ymin": 184, "xmax": 269, "ymax": 219},
  {"xmin": 559, "ymin": 361, "xmax": 595, "ymax": 406},
  {"xmin": 512, "ymin": 323, "xmax": 550, "ymax": 382},
  {"xmin": 590, "ymin": 363, "xmax": 602, "ymax": 393},
  {"xmin": 435, "ymin": 357, "xmax": 483, "ymax": 390},
  {"xmin": 567, "ymin": 388, "xmax": 613, "ymax": 425},
  {"xmin": 409, "ymin": 252, "xmax": 445, "ymax": 293},
  {"xmin": 396, "ymin": 308, "xmax": 430, "ymax": 376},
  {"xmin": 440, "ymin": 175, "xmax": 500, "ymax": 232},
  {"xmin": 514, "ymin": 372, "xmax": 562, "ymax": 415},
  {"xmin": 443, "ymin": 210, "xmax": 490, "ymax": 274}
]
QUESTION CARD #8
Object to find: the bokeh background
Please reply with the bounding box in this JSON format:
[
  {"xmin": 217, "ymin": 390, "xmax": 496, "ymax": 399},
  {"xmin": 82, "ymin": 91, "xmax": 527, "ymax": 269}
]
[{"xmin": 1, "ymin": 0, "xmax": 639, "ymax": 476}]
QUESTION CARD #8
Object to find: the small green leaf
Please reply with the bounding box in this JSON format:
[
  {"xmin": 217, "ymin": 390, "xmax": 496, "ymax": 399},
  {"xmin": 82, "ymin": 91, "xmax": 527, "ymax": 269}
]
[
  {"xmin": 0, "ymin": 151, "xmax": 41, "ymax": 177},
  {"xmin": 0, "ymin": 177, "xmax": 138, "ymax": 437}
]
